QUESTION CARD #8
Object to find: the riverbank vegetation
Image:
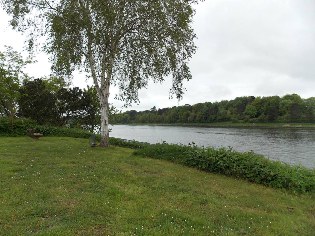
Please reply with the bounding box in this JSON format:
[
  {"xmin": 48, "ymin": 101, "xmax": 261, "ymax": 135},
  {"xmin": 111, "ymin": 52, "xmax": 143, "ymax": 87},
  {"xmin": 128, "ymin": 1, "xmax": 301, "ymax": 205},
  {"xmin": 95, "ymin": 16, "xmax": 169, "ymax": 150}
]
[
  {"xmin": 112, "ymin": 94, "xmax": 315, "ymax": 125},
  {"xmin": 0, "ymin": 137, "xmax": 314, "ymax": 235}
]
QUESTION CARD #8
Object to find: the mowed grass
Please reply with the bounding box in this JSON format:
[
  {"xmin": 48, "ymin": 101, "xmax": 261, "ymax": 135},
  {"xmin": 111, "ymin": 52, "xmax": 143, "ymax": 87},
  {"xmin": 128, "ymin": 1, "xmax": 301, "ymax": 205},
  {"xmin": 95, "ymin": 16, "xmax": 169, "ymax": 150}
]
[{"xmin": 0, "ymin": 137, "xmax": 314, "ymax": 235}]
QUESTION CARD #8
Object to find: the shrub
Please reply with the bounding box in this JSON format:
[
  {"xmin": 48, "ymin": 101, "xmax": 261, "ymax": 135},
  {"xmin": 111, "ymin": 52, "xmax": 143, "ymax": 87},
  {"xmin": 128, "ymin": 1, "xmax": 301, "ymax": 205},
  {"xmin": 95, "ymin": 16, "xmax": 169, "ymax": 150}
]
[
  {"xmin": 0, "ymin": 117, "xmax": 92, "ymax": 138},
  {"xmin": 0, "ymin": 117, "xmax": 37, "ymax": 136},
  {"xmin": 109, "ymin": 137, "xmax": 149, "ymax": 149},
  {"xmin": 34, "ymin": 125, "xmax": 92, "ymax": 139}
]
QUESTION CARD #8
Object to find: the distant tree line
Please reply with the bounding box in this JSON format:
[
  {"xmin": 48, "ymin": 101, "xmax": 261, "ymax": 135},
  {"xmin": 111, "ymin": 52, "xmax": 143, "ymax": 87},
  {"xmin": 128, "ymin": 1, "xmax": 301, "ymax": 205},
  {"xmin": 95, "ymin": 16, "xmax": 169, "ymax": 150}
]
[{"xmin": 112, "ymin": 95, "xmax": 315, "ymax": 124}]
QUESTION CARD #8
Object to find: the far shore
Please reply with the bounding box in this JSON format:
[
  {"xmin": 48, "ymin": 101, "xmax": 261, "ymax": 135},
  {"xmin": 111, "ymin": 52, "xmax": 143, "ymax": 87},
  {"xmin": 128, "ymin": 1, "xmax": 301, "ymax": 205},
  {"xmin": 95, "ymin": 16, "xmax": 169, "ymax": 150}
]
[{"xmin": 111, "ymin": 122, "xmax": 315, "ymax": 129}]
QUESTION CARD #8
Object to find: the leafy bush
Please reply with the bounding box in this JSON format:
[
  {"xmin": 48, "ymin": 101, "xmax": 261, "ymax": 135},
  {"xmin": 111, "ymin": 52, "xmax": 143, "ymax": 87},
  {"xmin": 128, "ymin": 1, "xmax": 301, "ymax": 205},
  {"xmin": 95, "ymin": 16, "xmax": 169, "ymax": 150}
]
[
  {"xmin": 109, "ymin": 137, "xmax": 149, "ymax": 149},
  {"xmin": 33, "ymin": 125, "xmax": 91, "ymax": 139},
  {"xmin": 0, "ymin": 117, "xmax": 37, "ymax": 136}
]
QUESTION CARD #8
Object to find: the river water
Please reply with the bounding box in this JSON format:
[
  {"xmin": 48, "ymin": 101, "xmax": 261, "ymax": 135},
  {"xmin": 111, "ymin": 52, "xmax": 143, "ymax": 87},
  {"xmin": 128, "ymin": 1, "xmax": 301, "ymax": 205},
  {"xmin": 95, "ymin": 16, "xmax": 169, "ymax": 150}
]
[{"xmin": 110, "ymin": 125, "xmax": 315, "ymax": 168}]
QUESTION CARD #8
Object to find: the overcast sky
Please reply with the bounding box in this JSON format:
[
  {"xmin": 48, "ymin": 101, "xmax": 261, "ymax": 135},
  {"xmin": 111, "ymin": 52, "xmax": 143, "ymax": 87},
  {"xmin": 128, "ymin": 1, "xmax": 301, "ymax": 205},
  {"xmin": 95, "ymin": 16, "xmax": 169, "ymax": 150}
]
[{"xmin": 1, "ymin": 0, "xmax": 314, "ymax": 111}]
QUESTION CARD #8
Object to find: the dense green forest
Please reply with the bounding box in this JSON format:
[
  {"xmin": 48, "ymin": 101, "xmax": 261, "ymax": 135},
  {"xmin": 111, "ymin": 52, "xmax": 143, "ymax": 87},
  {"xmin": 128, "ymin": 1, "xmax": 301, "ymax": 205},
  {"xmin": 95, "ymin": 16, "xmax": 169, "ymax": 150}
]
[{"xmin": 112, "ymin": 94, "xmax": 315, "ymax": 124}]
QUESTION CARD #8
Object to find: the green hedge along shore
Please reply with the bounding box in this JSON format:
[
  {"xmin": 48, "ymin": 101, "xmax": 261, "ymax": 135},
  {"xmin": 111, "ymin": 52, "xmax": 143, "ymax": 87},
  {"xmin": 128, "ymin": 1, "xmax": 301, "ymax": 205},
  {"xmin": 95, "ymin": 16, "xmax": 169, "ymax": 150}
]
[
  {"xmin": 0, "ymin": 118, "xmax": 91, "ymax": 138},
  {"xmin": 1, "ymin": 117, "xmax": 314, "ymax": 193}
]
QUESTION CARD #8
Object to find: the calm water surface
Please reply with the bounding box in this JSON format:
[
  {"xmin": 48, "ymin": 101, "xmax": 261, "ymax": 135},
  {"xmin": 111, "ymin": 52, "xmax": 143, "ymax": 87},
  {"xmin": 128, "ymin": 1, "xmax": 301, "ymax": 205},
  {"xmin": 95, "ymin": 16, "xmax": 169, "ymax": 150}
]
[{"xmin": 110, "ymin": 125, "xmax": 315, "ymax": 168}]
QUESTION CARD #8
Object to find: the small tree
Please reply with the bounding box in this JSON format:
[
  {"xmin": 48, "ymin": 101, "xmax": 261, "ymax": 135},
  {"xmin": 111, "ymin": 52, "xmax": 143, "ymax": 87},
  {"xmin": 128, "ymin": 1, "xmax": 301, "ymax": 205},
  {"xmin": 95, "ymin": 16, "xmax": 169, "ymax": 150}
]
[
  {"xmin": 2, "ymin": 0, "xmax": 202, "ymax": 147},
  {"xmin": 56, "ymin": 86, "xmax": 100, "ymax": 129},
  {"xmin": 0, "ymin": 67, "xmax": 19, "ymax": 119},
  {"xmin": 81, "ymin": 86, "xmax": 100, "ymax": 132},
  {"xmin": 0, "ymin": 47, "xmax": 32, "ymax": 120},
  {"xmin": 19, "ymin": 79, "xmax": 59, "ymax": 125}
]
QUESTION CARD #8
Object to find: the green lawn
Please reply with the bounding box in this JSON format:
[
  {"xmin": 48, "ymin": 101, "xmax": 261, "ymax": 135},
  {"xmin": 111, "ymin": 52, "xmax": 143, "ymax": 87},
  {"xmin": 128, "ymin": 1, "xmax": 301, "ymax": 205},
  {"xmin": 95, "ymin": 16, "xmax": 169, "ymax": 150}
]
[{"xmin": 0, "ymin": 137, "xmax": 314, "ymax": 235}]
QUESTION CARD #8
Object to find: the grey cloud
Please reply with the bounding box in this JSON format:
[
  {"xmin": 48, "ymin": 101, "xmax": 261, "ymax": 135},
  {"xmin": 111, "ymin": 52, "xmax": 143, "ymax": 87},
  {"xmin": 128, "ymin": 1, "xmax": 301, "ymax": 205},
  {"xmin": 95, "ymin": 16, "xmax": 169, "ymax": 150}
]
[{"xmin": 182, "ymin": 0, "xmax": 315, "ymax": 109}]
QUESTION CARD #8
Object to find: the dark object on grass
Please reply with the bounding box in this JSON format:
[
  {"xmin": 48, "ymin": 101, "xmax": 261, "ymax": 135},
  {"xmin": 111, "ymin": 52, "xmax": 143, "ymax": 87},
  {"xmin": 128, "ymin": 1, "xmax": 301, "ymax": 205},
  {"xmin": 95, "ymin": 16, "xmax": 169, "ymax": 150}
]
[
  {"xmin": 27, "ymin": 128, "xmax": 43, "ymax": 139},
  {"xmin": 89, "ymin": 134, "xmax": 97, "ymax": 147}
]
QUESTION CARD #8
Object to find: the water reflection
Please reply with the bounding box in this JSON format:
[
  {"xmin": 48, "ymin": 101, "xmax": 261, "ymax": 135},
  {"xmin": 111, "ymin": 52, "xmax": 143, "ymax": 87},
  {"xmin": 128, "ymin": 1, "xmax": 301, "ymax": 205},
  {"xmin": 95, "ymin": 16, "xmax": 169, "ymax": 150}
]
[{"xmin": 110, "ymin": 125, "xmax": 315, "ymax": 168}]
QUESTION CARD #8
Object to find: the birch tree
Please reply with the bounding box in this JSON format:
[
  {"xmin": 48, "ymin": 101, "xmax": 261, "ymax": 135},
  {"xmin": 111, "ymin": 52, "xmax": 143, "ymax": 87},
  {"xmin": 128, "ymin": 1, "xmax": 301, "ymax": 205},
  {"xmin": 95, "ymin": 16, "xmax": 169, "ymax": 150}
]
[{"xmin": 2, "ymin": 0, "xmax": 202, "ymax": 146}]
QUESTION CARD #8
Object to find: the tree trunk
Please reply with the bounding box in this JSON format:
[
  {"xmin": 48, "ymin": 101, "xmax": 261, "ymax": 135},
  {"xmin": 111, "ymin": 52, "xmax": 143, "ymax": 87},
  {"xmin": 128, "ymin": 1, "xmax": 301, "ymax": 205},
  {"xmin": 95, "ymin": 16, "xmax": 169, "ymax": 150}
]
[
  {"xmin": 99, "ymin": 83, "xmax": 110, "ymax": 147},
  {"xmin": 99, "ymin": 100, "xmax": 109, "ymax": 147}
]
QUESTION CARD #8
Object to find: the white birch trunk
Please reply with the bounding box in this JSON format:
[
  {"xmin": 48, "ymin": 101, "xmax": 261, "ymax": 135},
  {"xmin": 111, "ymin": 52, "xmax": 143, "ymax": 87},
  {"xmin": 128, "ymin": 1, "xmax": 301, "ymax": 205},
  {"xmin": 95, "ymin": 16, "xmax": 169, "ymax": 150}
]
[{"xmin": 99, "ymin": 84, "xmax": 110, "ymax": 147}]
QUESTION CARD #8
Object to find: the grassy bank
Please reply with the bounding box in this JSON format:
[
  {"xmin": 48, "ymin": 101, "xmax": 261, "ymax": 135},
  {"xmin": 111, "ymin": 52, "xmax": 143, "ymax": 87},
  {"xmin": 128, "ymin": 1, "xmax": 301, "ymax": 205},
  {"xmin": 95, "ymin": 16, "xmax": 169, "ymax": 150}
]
[
  {"xmin": 0, "ymin": 137, "xmax": 314, "ymax": 235},
  {"xmin": 133, "ymin": 143, "xmax": 315, "ymax": 193}
]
